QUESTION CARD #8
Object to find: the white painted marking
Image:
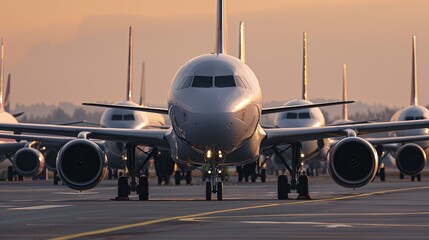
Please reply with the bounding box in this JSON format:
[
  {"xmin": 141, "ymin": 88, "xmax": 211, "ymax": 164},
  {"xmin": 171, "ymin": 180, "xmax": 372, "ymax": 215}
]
[
  {"xmin": 243, "ymin": 221, "xmax": 352, "ymax": 228},
  {"xmin": 54, "ymin": 191, "xmax": 99, "ymax": 195},
  {"xmin": 9, "ymin": 205, "xmax": 72, "ymax": 210}
]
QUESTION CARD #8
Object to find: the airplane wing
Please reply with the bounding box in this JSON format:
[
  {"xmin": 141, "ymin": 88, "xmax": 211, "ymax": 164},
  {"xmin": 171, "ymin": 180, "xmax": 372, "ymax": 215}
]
[
  {"xmin": 365, "ymin": 135, "xmax": 429, "ymax": 145},
  {"xmin": 83, "ymin": 103, "xmax": 169, "ymax": 115},
  {"xmin": 262, "ymin": 119, "xmax": 429, "ymax": 148},
  {"xmin": 0, "ymin": 123, "xmax": 170, "ymax": 150},
  {"xmin": 0, "ymin": 142, "xmax": 27, "ymax": 156},
  {"xmin": 261, "ymin": 101, "xmax": 354, "ymax": 115}
]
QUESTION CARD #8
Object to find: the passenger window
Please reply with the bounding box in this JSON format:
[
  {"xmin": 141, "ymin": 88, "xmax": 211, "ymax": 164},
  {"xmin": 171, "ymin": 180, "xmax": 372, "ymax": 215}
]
[
  {"xmin": 285, "ymin": 112, "xmax": 297, "ymax": 119},
  {"xmin": 235, "ymin": 76, "xmax": 246, "ymax": 88},
  {"xmin": 111, "ymin": 114, "xmax": 122, "ymax": 121},
  {"xmin": 215, "ymin": 75, "xmax": 236, "ymax": 87},
  {"xmin": 124, "ymin": 114, "xmax": 135, "ymax": 121},
  {"xmin": 180, "ymin": 76, "xmax": 193, "ymax": 90},
  {"xmin": 299, "ymin": 112, "xmax": 311, "ymax": 119},
  {"xmin": 192, "ymin": 76, "xmax": 213, "ymax": 88},
  {"xmin": 405, "ymin": 116, "xmax": 415, "ymax": 121}
]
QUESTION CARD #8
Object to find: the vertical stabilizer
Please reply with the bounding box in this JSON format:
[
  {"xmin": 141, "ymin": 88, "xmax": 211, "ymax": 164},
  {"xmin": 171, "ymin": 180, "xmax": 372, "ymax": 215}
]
[
  {"xmin": 411, "ymin": 35, "xmax": 418, "ymax": 106},
  {"xmin": 342, "ymin": 64, "xmax": 349, "ymax": 121},
  {"xmin": 0, "ymin": 38, "xmax": 4, "ymax": 112},
  {"xmin": 126, "ymin": 26, "xmax": 133, "ymax": 102},
  {"xmin": 4, "ymin": 74, "xmax": 10, "ymax": 112},
  {"xmin": 215, "ymin": 0, "xmax": 228, "ymax": 54},
  {"xmin": 139, "ymin": 62, "xmax": 146, "ymax": 106},
  {"xmin": 302, "ymin": 32, "xmax": 308, "ymax": 100},
  {"xmin": 239, "ymin": 21, "xmax": 246, "ymax": 63}
]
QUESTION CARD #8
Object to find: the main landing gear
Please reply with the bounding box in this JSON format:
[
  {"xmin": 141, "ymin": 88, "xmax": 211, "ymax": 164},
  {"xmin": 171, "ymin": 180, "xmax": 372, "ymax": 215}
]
[
  {"xmin": 205, "ymin": 164, "xmax": 224, "ymax": 201},
  {"xmin": 116, "ymin": 144, "xmax": 156, "ymax": 201},
  {"xmin": 272, "ymin": 142, "xmax": 311, "ymax": 200}
]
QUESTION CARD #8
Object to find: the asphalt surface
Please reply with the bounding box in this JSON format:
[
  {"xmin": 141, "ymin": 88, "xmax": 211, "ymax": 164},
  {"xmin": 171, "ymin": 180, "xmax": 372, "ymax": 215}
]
[{"xmin": 1, "ymin": 174, "xmax": 429, "ymax": 239}]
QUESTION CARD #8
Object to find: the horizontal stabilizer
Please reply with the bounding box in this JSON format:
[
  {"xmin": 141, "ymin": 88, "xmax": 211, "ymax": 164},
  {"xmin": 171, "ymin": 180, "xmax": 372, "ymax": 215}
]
[
  {"xmin": 83, "ymin": 102, "xmax": 169, "ymax": 115},
  {"xmin": 261, "ymin": 101, "xmax": 354, "ymax": 115}
]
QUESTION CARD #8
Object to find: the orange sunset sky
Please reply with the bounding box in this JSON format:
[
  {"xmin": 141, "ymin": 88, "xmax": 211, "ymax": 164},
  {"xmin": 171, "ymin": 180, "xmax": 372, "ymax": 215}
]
[{"xmin": 1, "ymin": 0, "xmax": 429, "ymax": 108}]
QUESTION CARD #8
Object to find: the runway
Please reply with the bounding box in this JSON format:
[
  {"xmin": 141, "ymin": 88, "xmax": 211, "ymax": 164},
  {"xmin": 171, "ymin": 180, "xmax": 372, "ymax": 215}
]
[{"xmin": 1, "ymin": 175, "xmax": 429, "ymax": 239}]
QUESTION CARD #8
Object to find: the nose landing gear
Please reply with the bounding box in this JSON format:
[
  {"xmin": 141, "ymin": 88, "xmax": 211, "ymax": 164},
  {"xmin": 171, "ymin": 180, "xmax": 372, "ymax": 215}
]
[{"xmin": 205, "ymin": 165, "xmax": 224, "ymax": 201}]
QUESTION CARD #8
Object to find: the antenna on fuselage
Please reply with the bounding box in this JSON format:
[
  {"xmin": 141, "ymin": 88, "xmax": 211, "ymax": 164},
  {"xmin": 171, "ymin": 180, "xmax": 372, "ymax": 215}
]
[
  {"xmin": 215, "ymin": 0, "xmax": 228, "ymax": 54},
  {"xmin": 126, "ymin": 26, "xmax": 133, "ymax": 102},
  {"xmin": 0, "ymin": 38, "xmax": 5, "ymax": 112},
  {"xmin": 411, "ymin": 35, "xmax": 418, "ymax": 106},
  {"xmin": 239, "ymin": 21, "xmax": 245, "ymax": 63},
  {"xmin": 302, "ymin": 32, "xmax": 308, "ymax": 100},
  {"xmin": 342, "ymin": 64, "xmax": 348, "ymax": 121},
  {"xmin": 139, "ymin": 62, "xmax": 145, "ymax": 106}
]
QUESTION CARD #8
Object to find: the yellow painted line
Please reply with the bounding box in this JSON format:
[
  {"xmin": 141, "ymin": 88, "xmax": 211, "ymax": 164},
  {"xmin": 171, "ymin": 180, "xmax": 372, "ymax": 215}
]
[{"xmin": 50, "ymin": 185, "xmax": 429, "ymax": 240}]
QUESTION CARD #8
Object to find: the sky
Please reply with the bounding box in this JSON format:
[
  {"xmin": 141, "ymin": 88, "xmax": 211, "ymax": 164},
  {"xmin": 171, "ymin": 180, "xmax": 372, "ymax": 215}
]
[{"xmin": 1, "ymin": 0, "xmax": 429, "ymax": 108}]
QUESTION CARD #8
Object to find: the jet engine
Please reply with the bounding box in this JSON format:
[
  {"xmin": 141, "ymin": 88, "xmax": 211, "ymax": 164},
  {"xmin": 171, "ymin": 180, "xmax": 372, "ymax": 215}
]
[
  {"xmin": 57, "ymin": 139, "xmax": 107, "ymax": 191},
  {"xmin": 13, "ymin": 147, "xmax": 45, "ymax": 177},
  {"xmin": 395, "ymin": 143, "xmax": 426, "ymax": 176},
  {"xmin": 44, "ymin": 150, "xmax": 58, "ymax": 171},
  {"xmin": 328, "ymin": 137, "xmax": 379, "ymax": 188}
]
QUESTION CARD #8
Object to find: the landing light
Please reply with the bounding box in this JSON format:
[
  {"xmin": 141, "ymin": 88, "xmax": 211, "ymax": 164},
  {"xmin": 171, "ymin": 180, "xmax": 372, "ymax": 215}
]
[
  {"xmin": 300, "ymin": 153, "xmax": 305, "ymax": 158},
  {"xmin": 208, "ymin": 170, "xmax": 212, "ymax": 174},
  {"xmin": 218, "ymin": 150, "xmax": 223, "ymax": 158},
  {"xmin": 206, "ymin": 150, "xmax": 212, "ymax": 159},
  {"xmin": 217, "ymin": 169, "xmax": 222, "ymax": 174}
]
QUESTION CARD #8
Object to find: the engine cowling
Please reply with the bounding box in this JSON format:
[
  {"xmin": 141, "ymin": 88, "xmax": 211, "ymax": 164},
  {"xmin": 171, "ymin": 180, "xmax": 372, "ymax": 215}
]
[
  {"xmin": 57, "ymin": 139, "xmax": 107, "ymax": 191},
  {"xmin": 44, "ymin": 150, "xmax": 58, "ymax": 171},
  {"xmin": 328, "ymin": 137, "xmax": 379, "ymax": 188},
  {"xmin": 396, "ymin": 143, "xmax": 426, "ymax": 176},
  {"xmin": 13, "ymin": 148, "xmax": 45, "ymax": 177}
]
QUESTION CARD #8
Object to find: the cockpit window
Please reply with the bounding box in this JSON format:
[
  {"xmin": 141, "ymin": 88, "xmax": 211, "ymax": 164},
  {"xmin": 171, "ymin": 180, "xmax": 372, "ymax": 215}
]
[
  {"xmin": 192, "ymin": 76, "xmax": 213, "ymax": 88},
  {"xmin": 123, "ymin": 114, "xmax": 135, "ymax": 121},
  {"xmin": 416, "ymin": 116, "xmax": 425, "ymax": 120},
  {"xmin": 180, "ymin": 76, "xmax": 193, "ymax": 90},
  {"xmin": 215, "ymin": 75, "xmax": 236, "ymax": 87},
  {"xmin": 285, "ymin": 112, "xmax": 297, "ymax": 119},
  {"xmin": 111, "ymin": 114, "xmax": 122, "ymax": 121},
  {"xmin": 405, "ymin": 116, "xmax": 415, "ymax": 121},
  {"xmin": 235, "ymin": 76, "xmax": 246, "ymax": 88},
  {"xmin": 299, "ymin": 112, "xmax": 311, "ymax": 119}
]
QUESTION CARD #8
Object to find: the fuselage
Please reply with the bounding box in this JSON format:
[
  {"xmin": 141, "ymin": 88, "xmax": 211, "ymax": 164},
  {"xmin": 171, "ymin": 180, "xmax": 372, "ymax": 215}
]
[
  {"xmin": 0, "ymin": 111, "xmax": 18, "ymax": 169},
  {"xmin": 166, "ymin": 54, "xmax": 264, "ymax": 166},
  {"xmin": 271, "ymin": 99, "xmax": 328, "ymax": 169}
]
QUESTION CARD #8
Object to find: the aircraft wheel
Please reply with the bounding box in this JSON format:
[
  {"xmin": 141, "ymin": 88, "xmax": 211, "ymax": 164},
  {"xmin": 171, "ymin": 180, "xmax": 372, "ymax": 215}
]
[
  {"xmin": 277, "ymin": 175, "xmax": 289, "ymax": 200},
  {"xmin": 138, "ymin": 176, "xmax": 149, "ymax": 201},
  {"xmin": 417, "ymin": 174, "xmax": 421, "ymax": 182},
  {"xmin": 411, "ymin": 175, "xmax": 415, "ymax": 182},
  {"xmin": 217, "ymin": 182, "xmax": 223, "ymax": 201},
  {"xmin": 108, "ymin": 168, "xmax": 113, "ymax": 180},
  {"xmin": 261, "ymin": 169, "xmax": 266, "ymax": 183},
  {"xmin": 400, "ymin": 172, "xmax": 404, "ymax": 179},
  {"xmin": 379, "ymin": 168, "xmax": 386, "ymax": 182},
  {"xmin": 297, "ymin": 175, "xmax": 310, "ymax": 199},
  {"xmin": 117, "ymin": 177, "xmax": 130, "ymax": 200},
  {"xmin": 174, "ymin": 171, "xmax": 181, "ymax": 185},
  {"xmin": 251, "ymin": 173, "xmax": 257, "ymax": 183},
  {"xmin": 206, "ymin": 182, "xmax": 212, "ymax": 201},
  {"xmin": 7, "ymin": 166, "xmax": 14, "ymax": 181},
  {"xmin": 157, "ymin": 176, "xmax": 163, "ymax": 185},
  {"xmin": 185, "ymin": 171, "xmax": 192, "ymax": 185}
]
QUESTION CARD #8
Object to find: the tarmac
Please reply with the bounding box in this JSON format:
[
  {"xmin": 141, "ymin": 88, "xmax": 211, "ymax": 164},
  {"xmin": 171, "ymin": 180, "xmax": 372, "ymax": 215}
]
[{"xmin": 1, "ymin": 174, "xmax": 429, "ymax": 239}]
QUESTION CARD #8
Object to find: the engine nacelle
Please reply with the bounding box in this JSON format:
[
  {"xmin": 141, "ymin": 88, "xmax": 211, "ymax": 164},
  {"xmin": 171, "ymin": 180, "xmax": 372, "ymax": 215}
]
[
  {"xmin": 57, "ymin": 139, "xmax": 107, "ymax": 191},
  {"xmin": 328, "ymin": 137, "xmax": 379, "ymax": 188},
  {"xmin": 396, "ymin": 143, "xmax": 426, "ymax": 176},
  {"xmin": 13, "ymin": 148, "xmax": 45, "ymax": 177},
  {"xmin": 44, "ymin": 150, "xmax": 58, "ymax": 171}
]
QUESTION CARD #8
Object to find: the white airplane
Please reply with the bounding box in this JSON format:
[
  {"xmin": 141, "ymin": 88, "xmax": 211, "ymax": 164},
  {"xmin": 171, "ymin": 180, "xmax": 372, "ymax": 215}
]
[
  {"xmin": 3, "ymin": 0, "xmax": 429, "ymax": 201},
  {"xmin": 269, "ymin": 32, "xmax": 330, "ymax": 183}
]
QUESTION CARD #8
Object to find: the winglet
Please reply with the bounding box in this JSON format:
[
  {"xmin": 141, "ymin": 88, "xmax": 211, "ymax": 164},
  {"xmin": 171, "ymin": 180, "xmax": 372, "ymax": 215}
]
[
  {"xmin": 4, "ymin": 73, "xmax": 10, "ymax": 112},
  {"xmin": 0, "ymin": 38, "xmax": 4, "ymax": 112},
  {"xmin": 302, "ymin": 32, "xmax": 308, "ymax": 100},
  {"xmin": 239, "ymin": 21, "xmax": 245, "ymax": 63},
  {"xmin": 139, "ymin": 62, "xmax": 145, "ymax": 106},
  {"xmin": 126, "ymin": 26, "xmax": 133, "ymax": 102},
  {"xmin": 343, "ymin": 64, "xmax": 348, "ymax": 121},
  {"xmin": 215, "ymin": 0, "xmax": 228, "ymax": 54},
  {"xmin": 411, "ymin": 35, "xmax": 418, "ymax": 106}
]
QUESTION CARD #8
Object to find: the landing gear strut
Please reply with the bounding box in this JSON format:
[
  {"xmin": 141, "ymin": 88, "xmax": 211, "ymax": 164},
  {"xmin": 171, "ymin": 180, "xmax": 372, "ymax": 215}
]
[
  {"xmin": 205, "ymin": 164, "xmax": 223, "ymax": 201},
  {"xmin": 272, "ymin": 142, "xmax": 311, "ymax": 200},
  {"xmin": 116, "ymin": 144, "xmax": 156, "ymax": 201}
]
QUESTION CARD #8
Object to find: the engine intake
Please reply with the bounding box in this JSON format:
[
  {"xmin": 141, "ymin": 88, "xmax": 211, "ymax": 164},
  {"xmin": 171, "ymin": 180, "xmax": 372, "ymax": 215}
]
[
  {"xmin": 57, "ymin": 139, "xmax": 107, "ymax": 191},
  {"xmin": 396, "ymin": 143, "xmax": 426, "ymax": 176},
  {"xmin": 328, "ymin": 137, "xmax": 378, "ymax": 188},
  {"xmin": 13, "ymin": 148, "xmax": 45, "ymax": 177},
  {"xmin": 44, "ymin": 150, "xmax": 58, "ymax": 171}
]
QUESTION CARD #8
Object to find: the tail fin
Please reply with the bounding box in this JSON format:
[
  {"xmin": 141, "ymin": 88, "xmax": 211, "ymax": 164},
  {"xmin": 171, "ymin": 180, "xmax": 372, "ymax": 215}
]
[
  {"xmin": 302, "ymin": 32, "xmax": 308, "ymax": 100},
  {"xmin": 126, "ymin": 26, "xmax": 133, "ymax": 102},
  {"xmin": 411, "ymin": 35, "xmax": 418, "ymax": 106},
  {"xmin": 139, "ymin": 62, "xmax": 145, "ymax": 106},
  {"xmin": 0, "ymin": 38, "xmax": 4, "ymax": 112},
  {"xmin": 342, "ymin": 64, "xmax": 348, "ymax": 121},
  {"xmin": 215, "ymin": 0, "xmax": 228, "ymax": 54},
  {"xmin": 4, "ymin": 74, "xmax": 10, "ymax": 112},
  {"xmin": 239, "ymin": 21, "xmax": 245, "ymax": 63}
]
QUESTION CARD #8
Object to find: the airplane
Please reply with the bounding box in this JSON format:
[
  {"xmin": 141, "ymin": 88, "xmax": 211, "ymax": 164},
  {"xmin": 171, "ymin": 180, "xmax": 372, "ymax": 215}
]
[{"xmin": 3, "ymin": 0, "xmax": 429, "ymax": 201}]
